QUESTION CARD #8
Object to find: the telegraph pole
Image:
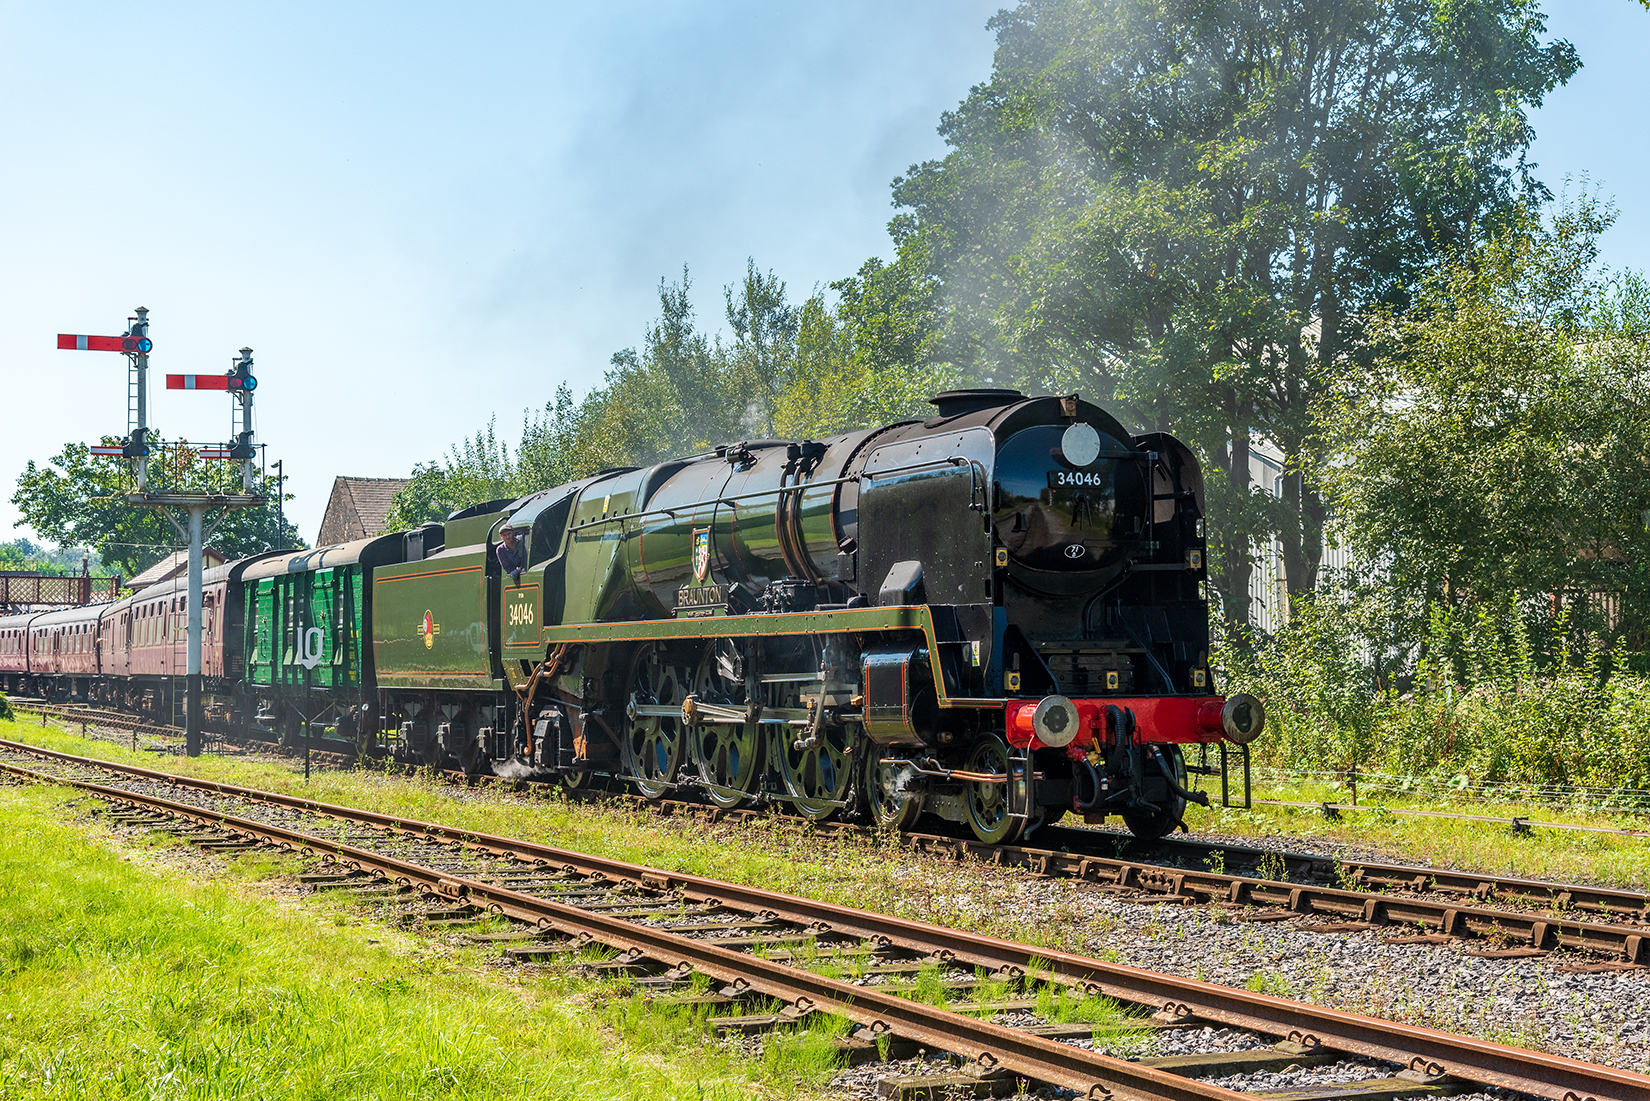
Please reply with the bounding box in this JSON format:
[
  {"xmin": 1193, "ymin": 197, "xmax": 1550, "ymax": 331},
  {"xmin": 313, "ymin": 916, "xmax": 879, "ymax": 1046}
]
[{"xmin": 61, "ymin": 309, "xmax": 267, "ymax": 756}]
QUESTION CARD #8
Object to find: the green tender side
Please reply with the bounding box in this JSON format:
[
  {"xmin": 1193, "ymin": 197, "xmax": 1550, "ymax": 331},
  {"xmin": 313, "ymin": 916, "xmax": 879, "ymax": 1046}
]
[
  {"xmin": 243, "ymin": 566, "xmax": 365, "ymax": 690},
  {"xmin": 372, "ymin": 549, "xmax": 499, "ymax": 691}
]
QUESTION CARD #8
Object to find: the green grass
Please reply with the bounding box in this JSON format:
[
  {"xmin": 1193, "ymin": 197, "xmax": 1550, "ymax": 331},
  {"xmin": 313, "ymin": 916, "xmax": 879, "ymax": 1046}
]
[
  {"xmin": 0, "ymin": 718, "xmax": 1104, "ymax": 955},
  {"xmin": 1180, "ymin": 774, "xmax": 1650, "ymax": 889},
  {"xmin": 16, "ymin": 711, "xmax": 1643, "ymax": 951},
  {"xmin": 0, "ymin": 780, "xmax": 841, "ymax": 1100}
]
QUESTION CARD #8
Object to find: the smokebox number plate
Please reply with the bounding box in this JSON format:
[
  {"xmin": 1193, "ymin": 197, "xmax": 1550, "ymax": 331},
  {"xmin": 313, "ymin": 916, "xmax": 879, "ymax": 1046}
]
[{"xmin": 1050, "ymin": 470, "xmax": 1109, "ymax": 489}]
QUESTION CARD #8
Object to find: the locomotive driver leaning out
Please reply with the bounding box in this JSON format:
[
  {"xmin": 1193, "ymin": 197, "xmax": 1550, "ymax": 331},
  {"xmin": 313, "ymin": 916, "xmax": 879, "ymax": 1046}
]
[{"xmin": 497, "ymin": 524, "xmax": 524, "ymax": 584}]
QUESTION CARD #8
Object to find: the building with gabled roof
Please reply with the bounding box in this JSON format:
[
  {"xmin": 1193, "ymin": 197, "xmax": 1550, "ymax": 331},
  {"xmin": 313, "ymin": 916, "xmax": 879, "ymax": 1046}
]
[
  {"xmin": 316, "ymin": 476, "xmax": 410, "ymax": 548},
  {"xmin": 127, "ymin": 548, "xmax": 226, "ymax": 592}
]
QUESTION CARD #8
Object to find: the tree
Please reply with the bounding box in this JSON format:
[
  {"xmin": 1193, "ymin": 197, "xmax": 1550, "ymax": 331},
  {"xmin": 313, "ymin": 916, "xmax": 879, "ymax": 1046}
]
[
  {"xmin": 773, "ymin": 257, "xmax": 962, "ymax": 437},
  {"xmin": 383, "ymin": 385, "xmax": 597, "ymax": 530},
  {"xmin": 0, "ymin": 538, "xmax": 100, "ymax": 574},
  {"xmin": 12, "ymin": 441, "xmax": 302, "ymax": 576},
  {"xmin": 881, "ymin": 0, "xmax": 1579, "ymax": 628},
  {"xmin": 1320, "ymin": 199, "xmax": 1650, "ymax": 649},
  {"xmin": 583, "ymin": 268, "xmax": 747, "ymax": 467},
  {"xmin": 725, "ymin": 259, "xmax": 800, "ymax": 437},
  {"xmin": 388, "ymin": 267, "xmax": 771, "ymax": 528}
]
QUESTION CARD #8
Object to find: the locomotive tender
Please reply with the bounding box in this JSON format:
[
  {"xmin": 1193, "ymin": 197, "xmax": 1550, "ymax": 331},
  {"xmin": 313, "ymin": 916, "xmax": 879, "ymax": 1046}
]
[{"xmin": 0, "ymin": 389, "xmax": 1263, "ymax": 842}]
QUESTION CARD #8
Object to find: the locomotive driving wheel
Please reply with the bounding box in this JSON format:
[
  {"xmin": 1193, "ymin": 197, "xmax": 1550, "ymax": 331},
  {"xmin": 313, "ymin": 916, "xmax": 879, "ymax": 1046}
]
[
  {"xmin": 963, "ymin": 732, "xmax": 1026, "ymax": 845},
  {"xmin": 767, "ymin": 635, "xmax": 860, "ymax": 822},
  {"xmin": 561, "ymin": 765, "xmax": 597, "ymax": 793},
  {"xmin": 622, "ymin": 644, "xmax": 692, "ymax": 800},
  {"xmin": 686, "ymin": 643, "xmax": 764, "ymax": 809},
  {"xmin": 864, "ymin": 754, "xmax": 921, "ymax": 831},
  {"xmin": 777, "ymin": 720, "xmax": 859, "ymax": 822}
]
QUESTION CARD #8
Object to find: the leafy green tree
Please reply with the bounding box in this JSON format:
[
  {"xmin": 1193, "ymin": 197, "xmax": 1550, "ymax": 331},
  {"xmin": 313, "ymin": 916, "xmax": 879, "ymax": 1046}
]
[
  {"xmin": 388, "ymin": 268, "xmax": 773, "ymax": 528},
  {"xmin": 0, "ymin": 538, "xmax": 99, "ymax": 574},
  {"xmin": 12, "ymin": 441, "xmax": 302, "ymax": 577},
  {"xmin": 725, "ymin": 259, "xmax": 800, "ymax": 437},
  {"xmin": 584, "ymin": 268, "xmax": 747, "ymax": 467},
  {"xmin": 383, "ymin": 386, "xmax": 597, "ymax": 530},
  {"xmin": 774, "ymin": 258, "xmax": 960, "ymax": 437},
  {"xmin": 1320, "ymin": 199, "xmax": 1650, "ymax": 650},
  {"xmin": 880, "ymin": 0, "xmax": 1579, "ymax": 627}
]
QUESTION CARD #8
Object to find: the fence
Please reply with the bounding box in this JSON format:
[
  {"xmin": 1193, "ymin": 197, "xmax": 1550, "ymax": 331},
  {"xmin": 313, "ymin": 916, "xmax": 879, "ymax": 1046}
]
[{"xmin": 0, "ymin": 573, "xmax": 123, "ymax": 607}]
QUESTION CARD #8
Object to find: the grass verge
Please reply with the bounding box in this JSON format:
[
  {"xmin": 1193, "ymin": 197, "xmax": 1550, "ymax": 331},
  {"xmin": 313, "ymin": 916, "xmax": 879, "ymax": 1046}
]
[
  {"xmin": 1179, "ymin": 776, "xmax": 1649, "ymax": 890},
  {"xmin": 0, "ymin": 778, "xmax": 841, "ymax": 1100},
  {"xmin": 0, "ymin": 718, "xmax": 1109, "ymax": 954}
]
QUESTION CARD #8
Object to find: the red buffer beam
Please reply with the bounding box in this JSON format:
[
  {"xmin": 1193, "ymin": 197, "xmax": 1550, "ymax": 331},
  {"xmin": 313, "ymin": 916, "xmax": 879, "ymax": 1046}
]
[{"xmin": 166, "ymin": 374, "xmax": 228, "ymax": 390}]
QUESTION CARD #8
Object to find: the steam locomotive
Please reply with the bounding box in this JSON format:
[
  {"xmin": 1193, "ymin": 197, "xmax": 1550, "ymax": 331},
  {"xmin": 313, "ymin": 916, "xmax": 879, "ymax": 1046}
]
[{"xmin": 0, "ymin": 389, "xmax": 1263, "ymax": 842}]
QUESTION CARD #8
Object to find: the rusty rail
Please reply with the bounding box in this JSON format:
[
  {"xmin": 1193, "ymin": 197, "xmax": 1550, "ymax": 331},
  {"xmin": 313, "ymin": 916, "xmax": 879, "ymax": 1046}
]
[
  {"xmin": 1, "ymin": 739, "xmax": 1647, "ymax": 1101},
  {"xmin": 8, "ymin": 709, "xmax": 1650, "ymax": 956},
  {"xmin": 0, "ymin": 759, "xmax": 1245, "ymax": 1101}
]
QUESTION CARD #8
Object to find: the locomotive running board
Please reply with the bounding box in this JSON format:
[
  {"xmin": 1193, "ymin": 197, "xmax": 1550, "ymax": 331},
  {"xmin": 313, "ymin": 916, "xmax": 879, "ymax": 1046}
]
[{"xmin": 536, "ymin": 604, "xmax": 1005, "ymax": 710}]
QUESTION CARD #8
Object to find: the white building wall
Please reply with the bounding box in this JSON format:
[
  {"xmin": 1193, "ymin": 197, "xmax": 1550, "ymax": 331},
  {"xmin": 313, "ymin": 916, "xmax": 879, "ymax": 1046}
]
[{"xmin": 1240, "ymin": 438, "xmax": 1353, "ymax": 635}]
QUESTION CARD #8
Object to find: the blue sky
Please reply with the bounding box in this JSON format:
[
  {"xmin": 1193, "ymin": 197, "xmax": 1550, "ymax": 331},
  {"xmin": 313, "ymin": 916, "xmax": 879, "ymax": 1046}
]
[{"xmin": 1, "ymin": 1, "xmax": 1646, "ymax": 546}]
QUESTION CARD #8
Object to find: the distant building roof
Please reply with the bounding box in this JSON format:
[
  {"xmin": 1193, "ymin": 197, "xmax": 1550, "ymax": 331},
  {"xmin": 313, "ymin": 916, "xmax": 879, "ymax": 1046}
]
[
  {"xmin": 128, "ymin": 547, "xmax": 226, "ymax": 592},
  {"xmin": 316, "ymin": 476, "xmax": 411, "ymax": 547}
]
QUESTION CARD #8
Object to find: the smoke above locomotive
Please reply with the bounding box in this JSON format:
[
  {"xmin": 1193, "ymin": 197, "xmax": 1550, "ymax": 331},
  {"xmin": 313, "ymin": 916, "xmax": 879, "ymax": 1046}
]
[{"xmin": 1, "ymin": 388, "xmax": 1264, "ymax": 844}]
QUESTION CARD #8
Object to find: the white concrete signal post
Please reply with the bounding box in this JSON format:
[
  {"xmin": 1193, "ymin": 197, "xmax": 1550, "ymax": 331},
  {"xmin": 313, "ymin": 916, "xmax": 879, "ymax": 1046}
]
[{"xmin": 60, "ymin": 308, "xmax": 267, "ymax": 756}]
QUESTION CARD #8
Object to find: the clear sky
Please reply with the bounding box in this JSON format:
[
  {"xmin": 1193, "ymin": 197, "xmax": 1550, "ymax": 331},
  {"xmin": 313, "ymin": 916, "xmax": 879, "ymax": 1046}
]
[{"xmin": 1, "ymin": 1, "xmax": 1646, "ymax": 548}]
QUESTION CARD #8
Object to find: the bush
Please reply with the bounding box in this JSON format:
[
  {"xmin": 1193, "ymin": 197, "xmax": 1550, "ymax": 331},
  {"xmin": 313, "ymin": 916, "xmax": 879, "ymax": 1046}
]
[
  {"xmin": 0, "ymin": 691, "xmax": 11, "ymax": 721},
  {"xmin": 1222, "ymin": 588, "xmax": 1650, "ymax": 804}
]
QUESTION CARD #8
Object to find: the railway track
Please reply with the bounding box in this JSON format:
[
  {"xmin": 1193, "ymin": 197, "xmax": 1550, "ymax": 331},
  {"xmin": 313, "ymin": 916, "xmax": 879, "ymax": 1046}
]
[
  {"xmin": 9, "ymin": 700, "xmax": 190, "ymax": 745},
  {"xmin": 575, "ymin": 791, "xmax": 1650, "ymax": 965},
  {"xmin": 7, "ymin": 704, "xmax": 1650, "ymax": 966},
  {"xmin": 1, "ymin": 743, "xmax": 1646, "ymax": 1101},
  {"xmin": 6, "ymin": 699, "xmax": 357, "ymax": 765}
]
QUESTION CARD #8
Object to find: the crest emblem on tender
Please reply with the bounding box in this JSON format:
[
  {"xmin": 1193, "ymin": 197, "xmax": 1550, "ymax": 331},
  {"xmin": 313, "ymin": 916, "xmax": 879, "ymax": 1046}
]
[
  {"xmin": 420, "ymin": 610, "xmax": 441, "ymax": 649},
  {"xmin": 692, "ymin": 528, "xmax": 712, "ymax": 582}
]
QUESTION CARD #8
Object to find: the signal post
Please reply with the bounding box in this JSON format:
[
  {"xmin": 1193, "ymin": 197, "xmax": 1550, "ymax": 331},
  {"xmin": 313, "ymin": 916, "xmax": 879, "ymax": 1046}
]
[{"xmin": 60, "ymin": 310, "xmax": 267, "ymax": 756}]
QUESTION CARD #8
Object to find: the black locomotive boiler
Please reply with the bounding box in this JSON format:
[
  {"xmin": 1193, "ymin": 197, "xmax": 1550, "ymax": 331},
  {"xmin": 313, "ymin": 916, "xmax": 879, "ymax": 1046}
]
[
  {"xmin": 1, "ymin": 388, "xmax": 1264, "ymax": 844},
  {"xmin": 395, "ymin": 386, "xmax": 1265, "ymax": 842}
]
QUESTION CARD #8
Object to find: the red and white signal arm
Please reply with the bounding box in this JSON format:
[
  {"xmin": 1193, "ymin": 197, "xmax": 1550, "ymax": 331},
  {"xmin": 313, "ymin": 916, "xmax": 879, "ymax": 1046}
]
[
  {"xmin": 166, "ymin": 374, "xmax": 231, "ymax": 390},
  {"xmin": 58, "ymin": 334, "xmax": 152, "ymax": 353},
  {"xmin": 89, "ymin": 445, "xmax": 126, "ymax": 457}
]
